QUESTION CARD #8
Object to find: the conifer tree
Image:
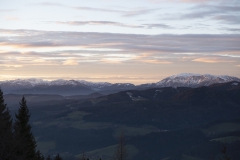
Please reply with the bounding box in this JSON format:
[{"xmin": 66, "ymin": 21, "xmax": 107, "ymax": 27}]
[
  {"xmin": 0, "ymin": 89, "xmax": 13, "ymax": 160},
  {"xmin": 219, "ymin": 142, "xmax": 231, "ymax": 160},
  {"xmin": 113, "ymin": 132, "xmax": 128, "ymax": 160},
  {"xmin": 46, "ymin": 155, "xmax": 51, "ymax": 160},
  {"xmin": 54, "ymin": 153, "xmax": 63, "ymax": 160},
  {"xmin": 79, "ymin": 151, "xmax": 89, "ymax": 160},
  {"xmin": 13, "ymin": 96, "xmax": 37, "ymax": 160},
  {"xmin": 36, "ymin": 150, "xmax": 45, "ymax": 160}
]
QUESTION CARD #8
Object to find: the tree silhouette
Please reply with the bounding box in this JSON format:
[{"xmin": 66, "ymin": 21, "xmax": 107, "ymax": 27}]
[
  {"xmin": 36, "ymin": 150, "xmax": 45, "ymax": 160},
  {"xmin": 54, "ymin": 153, "xmax": 63, "ymax": 160},
  {"xmin": 113, "ymin": 132, "xmax": 128, "ymax": 160},
  {"xmin": 13, "ymin": 96, "xmax": 38, "ymax": 160},
  {"xmin": 46, "ymin": 155, "xmax": 51, "ymax": 160},
  {"xmin": 0, "ymin": 89, "xmax": 13, "ymax": 160},
  {"xmin": 79, "ymin": 151, "xmax": 89, "ymax": 160},
  {"xmin": 219, "ymin": 142, "xmax": 231, "ymax": 160}
]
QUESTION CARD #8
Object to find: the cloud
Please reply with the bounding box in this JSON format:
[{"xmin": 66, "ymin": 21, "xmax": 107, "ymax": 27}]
[
  {"xmin": 36, "ymin": 2, "xmax": 158, "ymax": 17},
  {"xmin": 1, "ymin": 29, "xmax": 239, "ymax": 54},
  {"xmin": 35, "ymin": 2, "xmax": 65, "ymax": 7},
  {"xmin": 192, "ymin": 57, "xmax": 235, "ymax": 63},
  {"xmin": 55, "ymin": 21, "xmax": 143, "ymax": 28},
  {"xmin": 4, "ymin": 16, "xmax": 20, "ymax": 21},
  {"xmin": 54, "ymin": 21, "xmax": 172, "ymax": 29},
  {"xmin": 150, "ymin": 0, "xmax": 213, "ymax": 2},
  {"xmin": 160, "ymin": 3, "xmax": 240, "ymax": 26},
  {"xmin": 212, "ymin": 15, "xmax": 240, "ymax": 24},
  {"xmin": 149, "ymin": 0, "xmax": 239, "ymax": 4},
  {"xmin": 143, "ymin": 23, "xmax": 172, "ymax": 29},
  {"xmin": 122, "ymin": 8, "xmax": 159, "ymax": 17},
  {"xmin": 73, "ymin": 6, "xmax": 160, "ymax": 17},
  {"xmin": 0, "ymin": 64, "xmax": 23, "ymax": 68},
  {"xmin": 63, "ymin": 59, "xmax": 79, "ymax": 65},
  {"xmin": 0, "ymin": 29, "xmax": 239, "ymax": 66},
  {"xmin": 140, "ymin": 59, "xmax": 173, "ymax": 64},
  {"xmin": 38, "ymin": 2, "xmax": 124, "ymax": 14},
  {"xmin": 180, "ymin": 10, "xmax": 215, "ymax": 19},
  {"xmin": 222, "ymin": 28, "xmax": 240, "ymax": 32},
  {"xmin": 0, "ymin": 9, "xmax": 15, "ymax": 12},
  {"xmin": 71, "ymin": 6, "xmax": 124, "ymax": 13}
]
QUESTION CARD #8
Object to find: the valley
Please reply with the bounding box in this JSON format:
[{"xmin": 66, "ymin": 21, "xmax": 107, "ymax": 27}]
[
  {"xmin": 3, "ymin": 79, "xmax": 240, "ymax": 160},
  {"xmin": 1, "ymin": 74, "xmax": 240, "ymax": 160}
]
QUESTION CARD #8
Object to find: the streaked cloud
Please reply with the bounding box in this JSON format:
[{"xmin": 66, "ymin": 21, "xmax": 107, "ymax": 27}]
[
  {"xmin": 0, "ymin": 9, "xmax": 16, "ymax": 12},
  {"xmin": 192, "ymin": 57, "xmax": 236, "ymax": 63},
  {"xmin": 36, "ymin": 2, "xmax": 158, "ymax": 17},
  {"xmin": 143, "ymin": 23, "xmax": 172, "ymax": 29},
  {"xmin": 213, "ymin": 15, "xmax": 240, "ymax": 24},
  {"xmin": 4, "ymin": 16, "xmax": 20, "ymax": 21},
  {"xmin": 140, "ymin": 59, "xmax": 173, "ymax": 64},
  {"xmin": 55, "ymin": 21, "xmax": 143, "ymax": 28},
  {"xmin": 160, "ymin": 4, "xmax": 240, "ymax": 27},
  {"xmin": 122, "ymin": 8, "xmax": 159, "ymax": 17},
  {"xmin": 1, "ymin": 29, "xmax": 240, "ymax": 55},
  {"xmin": 0, "ymin": 64, "xmax": 23, "ymax": 68},
  {"xmin": 71, "ymin": 6, "xmax": 123, "ymax": 13},
  {"xmin": 222, "ymin": 28, "xmax": 240, "ymax": 32},
  {"xmin": 63, "ymin": 59, "xmax": 79, "ymax": 65},
  {"xmin": 149, "ymin": 0, "xmax": 213, "ymax": 2},
  {"xmin": 35, "ymin": 2, "xmax": 65, "ymax": 7},
  {"xmin": 54, "ymin": 21, "xmax": 172, "ymax": 29}
]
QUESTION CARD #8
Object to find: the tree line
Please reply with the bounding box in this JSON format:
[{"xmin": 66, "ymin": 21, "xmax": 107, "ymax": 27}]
[
  {"xmin": 0, "ymin": 89, "xmax": 128, "ymax": 160},
  {"xmin": 0, "ymin": 88, "xmax": 47, "ymax": 160}
]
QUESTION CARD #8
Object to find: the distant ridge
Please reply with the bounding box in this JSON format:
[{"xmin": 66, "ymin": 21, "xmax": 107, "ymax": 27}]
[
  {"xmin": 155, "ymin": 73, "xmax": 240, "ymax": 88},
  {"xmin": 0, "ymin": 73, "xmax": 239, "ymax": 95}
]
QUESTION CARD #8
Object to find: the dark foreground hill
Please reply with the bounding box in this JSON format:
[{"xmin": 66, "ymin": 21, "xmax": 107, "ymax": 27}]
[{"xmin": 8, "ymin": 81, "xmax": 240, "ymax": 160}]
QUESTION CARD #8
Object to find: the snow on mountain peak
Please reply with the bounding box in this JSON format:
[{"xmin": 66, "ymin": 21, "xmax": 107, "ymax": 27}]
[
  {"xmin": 0, "ymin": 78, "xmax": 48, "ymax": 87},
  {"xmin": 156, "ymin": 73, "xmax": 240, "ymax": 87},
  {"xmin": 169, "ymin": 73, "xmax": 202, "ymax": 78},
  {"xmin": 24, "ymin": 78, "xmax": 48, "ymax": 86}
]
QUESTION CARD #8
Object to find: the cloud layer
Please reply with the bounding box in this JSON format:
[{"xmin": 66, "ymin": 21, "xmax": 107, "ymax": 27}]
[{"xmin": 0, "ymin": 29, "xmax": 239, "ymax": 67}]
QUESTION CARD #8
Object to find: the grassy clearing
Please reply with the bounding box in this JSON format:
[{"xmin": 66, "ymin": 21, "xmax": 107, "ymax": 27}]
[
  {"xmin": 66, "ymin": 111, "xmax": 91, "ymax": 120},
  {"xmin": 33, "ymin": 121, "xmax": 43, "ymax": 126},
  {"xmin": 202, "ymin": 123, "xmax": 240, "ymax": 135},
  {"xmin": 42, "ymin": 111, "xmax": 109, "ymax": 130},
  {"xmin": 182, "ymin": 155, "xmax": 204, "ymax": 160},
  {"xmin": 37, "ymin": 141, "xmax": 55, "ymax": 154},
  {"xmin": 91, "ymin": 97, "xmax": 108, "ymax": 105},
  {"xmin": 113, "ymin": 125, "xmax": 157, "ymax": 138},
  {"xmin": 44, "ymin": 119, "xmax": 109, "ymax": 130},
  {"xmin": 211, "ymin": 136, "xmax": 240, "ymax": 143},
  {"xmin": 76, "ymin": 144, "xmax": 138, "ymax": 160},
  {"xmin": 161, "ymin": 155, "xmax": 204, "ymax": 160},
  {"xmin": 161, "ymin": 157, "xmax": 170, "ymax": 160},
  {"xmin": 71, "ymin": 121, "xmax": 110, "ymax": 130}
]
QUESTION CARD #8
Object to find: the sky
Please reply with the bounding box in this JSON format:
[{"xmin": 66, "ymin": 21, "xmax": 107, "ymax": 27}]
[{"xmin": 0, "ymin": 0, "xmax": 240, "ymax": 84}]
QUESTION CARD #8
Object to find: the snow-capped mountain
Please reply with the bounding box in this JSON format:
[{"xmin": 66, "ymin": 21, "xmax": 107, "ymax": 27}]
[
  {"xmin": 0, "ymin": 78, "xmax": 136, "ymax": 95},
  {"xmin": 0, "ymin": 73, "xmax": 239, "ymax": 95},
  {"xmin": 155, "ymin": 73, "xmax": 240, "ymax": 88}
]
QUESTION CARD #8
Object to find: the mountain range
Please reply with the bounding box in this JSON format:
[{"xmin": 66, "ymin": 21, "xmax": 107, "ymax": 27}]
[
  {"xmin": 1, "ymin": 73, "xmax": 239, "ymax": 96},
  {"xmin": 26, "ymin": 80, "xmax": 240, "ymax": 160},
  {"xmin": 1, "ymin": 74, "xmax": 240, "ymax": 159}
]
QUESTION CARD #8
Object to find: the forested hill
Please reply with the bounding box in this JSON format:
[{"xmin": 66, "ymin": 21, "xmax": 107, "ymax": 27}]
[{"xmin": 1, "ymin": 81, "xmax": 240, "ymax": 160}]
